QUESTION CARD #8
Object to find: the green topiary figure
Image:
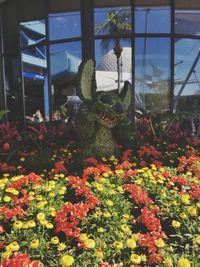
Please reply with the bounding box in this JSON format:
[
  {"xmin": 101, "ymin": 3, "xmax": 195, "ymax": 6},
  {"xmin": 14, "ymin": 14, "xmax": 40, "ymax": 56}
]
[{"xmin": 76, "ymin": 59, "xmax": 132, "ymax": 158}]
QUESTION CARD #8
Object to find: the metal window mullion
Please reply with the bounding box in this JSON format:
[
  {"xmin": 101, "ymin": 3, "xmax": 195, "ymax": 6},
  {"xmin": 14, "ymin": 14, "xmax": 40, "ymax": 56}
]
[
  {"xmin": 45, "ymin": 0, "xmax": 53, "ymax": 121},
  {"xmin": 170, "ymin": 0, "xmax": 175, "ymax": 113},
  {"xmin": 131, "ymin": 0, "xmax": 135, "ymax": 127},
  {"xmin": 17, "ymin": 0, "xmax": 26, "ymax": 128}
]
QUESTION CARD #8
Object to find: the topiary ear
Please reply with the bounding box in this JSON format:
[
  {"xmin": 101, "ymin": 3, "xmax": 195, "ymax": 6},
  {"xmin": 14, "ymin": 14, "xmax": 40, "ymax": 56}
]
[
  {"xmin": 120, "ymin": 81, "xmax": 132, "ymax": 108},
  {"xmin": 76, "ymin": 59, "xmax": 97, "ymax": 102}
]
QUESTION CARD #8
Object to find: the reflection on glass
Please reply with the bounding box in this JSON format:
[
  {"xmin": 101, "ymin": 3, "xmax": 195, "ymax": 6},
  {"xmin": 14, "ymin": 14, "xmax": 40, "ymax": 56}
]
[
  {"xmin": 135, "ymin": 38, "xmax": 170, "ymax": 112},
  {"xmin": 174, "ymin": 39, "xmax": 200, "ymax": 112},
  {"xmin": 95, "ymin": 39, "xmax": 132, "ymax": 92},
  {"xmin": 49, "ymin": 12, "xmax": 81, "ymax": 40},
  {"xmin": 135, "ymin": 2, "xmax": 170, "ymax": 33},
  {"xmin": 50, "ymin": 42, "xmax": 82, "ymax": 121},
  {"xmin": 22, "ymin": 46, "xmax": 48, "ymax": 121},
  {"xmin": 5, "ymin": 54, "xmax": 23, "ymax": 122},
  {"xmin": 20, "ymin": 20, "xmax": 46, "ymax": 48},
  {"xmin": 175, "ymin": 4, "xmax": 200, "ymax": 35},
  {"xmin": 94, "ymin": 6, "xmax": 131, "ymax": 35}
]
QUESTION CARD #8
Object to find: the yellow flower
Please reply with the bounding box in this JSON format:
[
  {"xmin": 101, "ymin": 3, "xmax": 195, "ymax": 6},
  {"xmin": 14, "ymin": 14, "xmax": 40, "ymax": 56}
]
[
  {"xmin": 58, "ymin": 243, "xmax": 67, "ymax": 251},
  {"xmin": 39, "ymin": 219, "xmax": 48, "ymax": 226},
  {"xmin": 103, "ymin": 211, "xmax": 111, "ymax": 218},
  {"xmin": 13, "ymin": 220, "xmax": 23, "ymax": 230},
  {"xmin": 79, "ymin": 234, "xmax": 88, "ymax": 241},
  {"xmin": 163, "ymin": 257, "xmax": 173, "ymax": 267},
  {"xmin": 49, "ymin": 192, "xmax": 56, "ymax": 198},
  {"xmin": 22, "ymin": 222, "xmax": 29, "ymax": 229},
  {"xmin": 187, "ymin": 206, "xmax": 198, "ymax": 217},
  {"xmin": 155, "ymin": 238, "xmax": 165, "ymax": 248},
  {"xmin": 96, "ymin": 249, "xmax": 103, "ymax": 259},
  {"xmin": 114, "ymin": 241, "xmax": 123, "ymax": 250},
  {"xmin": 29, "ymin": 239, "xmax": 39, "ymax": 249},
  {"xmin": 177, "ymin": 258, "xmax": 191, "ymax": 267},
  {"xmin": 7, "ymin": 241, "xmax": 20, "ymax": 252},
  {"xmin": 130, "ymin": 254, "xmax": 141, "ymax": 264},
  {"xmin": 105, "ymin": 200, "xmax": 113, "ymax": 206},
  {"xmin": 51, "ymin": 236, "xmax": 59, "ymax": 245},
  {"xmin": 36, "ymin": 212, "xmax": 45, "ymax": 221},
  {"xmin": 121, "ymin": 224, "xmax": 131, "ymax": 234},
  {"xmin": 195, "ymin": 235, "xmax": 200, "ymax": 245},
  {"xmin": 172, "ymin": 220, "xmax": 181, "ymax": 228},
  {"xmin": 181, "ymin": 194, "xmax": 190, "ymax": 205},
  {"xmin": 126, "ymin": 238, "xmax": 136, "ymax": 249},
  {"xmin": 179, "ymin": 212, "xmax": 187, "ymax": 219},
  {"xmin": 3, "ymin": 196, "xmax": 11, "ymax": 202},
  {"xmin": 46, "ymin": 222, "xmax": 54, "ymax": 229},
  {"xmin": 2, "ymin": 250, "xmax": 12, "ymax": 259},
  {"xmin": 97, "ymin": 227, "xmax": 104, "ymax": 233},
  {"xmin": 28, "ymin": 220, "xmax": 36, "ymax": 228},
  {"xmin": 84, "ymin": 239, "xmax": 95, "ymax": 249},
  {"xmin": 60, "ymin": 254, "xmax": 74, "ymax": 267}
]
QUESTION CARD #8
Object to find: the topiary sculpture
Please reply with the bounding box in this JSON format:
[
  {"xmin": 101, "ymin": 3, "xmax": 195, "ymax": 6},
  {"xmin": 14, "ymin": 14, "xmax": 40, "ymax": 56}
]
[{"xmin": 76, "ymin": 59, "xmax": 132, "ymax": 158}]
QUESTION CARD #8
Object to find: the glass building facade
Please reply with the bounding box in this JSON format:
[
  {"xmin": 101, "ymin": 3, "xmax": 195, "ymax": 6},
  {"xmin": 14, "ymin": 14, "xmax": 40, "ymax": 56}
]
[{"xmin": 0, "ymin": 0, "xmax": 200, "ymax": 126}]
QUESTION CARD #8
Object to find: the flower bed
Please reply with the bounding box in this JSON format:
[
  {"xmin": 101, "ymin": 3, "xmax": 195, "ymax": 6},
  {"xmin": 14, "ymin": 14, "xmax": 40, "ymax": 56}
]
[{"xmin": 0, "ymin": 143, "xmax": 200, "ymax": 266}]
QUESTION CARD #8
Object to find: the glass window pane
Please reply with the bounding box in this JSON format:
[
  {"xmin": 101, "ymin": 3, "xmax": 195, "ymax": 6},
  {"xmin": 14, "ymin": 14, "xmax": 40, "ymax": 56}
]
[
  {"xmin": 174, "ymin": 38, "xmax": 200, "ymax": 112},
  {"xmin": 95, "ymin": 38, "xmax": 132, "ymax": 92},
  {"xmin": 49, "ymin": 12, "xmax": 81, "ymax": 40},
  {"xmin": 22, "ymin": 46, "xmax": 49, "ymax": 121},
  {"xmin": 135, "ymin": 38, "xmax": 170, "ymax": 112},
  {"xmin": 5, "ymin": 54, "xmax": 24, "ymax": 122},
  {"xmin": 175, "ymin": 1, "xmax": 200, "ymax": 35},
  {"xmin": 95, "ymin": 6, "xmax": 131, "ymax": 35},
  {"xmin": 135, "ymin": 0, "xmax": 170, "ymax": 33},
  {"xmin": 20, "ymin": 20, "xmax": 46, "ymax": 48},
  {"xmin": 21, "ymin": 0, "xmax": 45, "ymax": 21},
  {"xmin": 49, "ymin": 0, "xmax": 80, "ymax": 13},
  {"xmin": 50, "ymin": 42, "xmax": 82, "ymax": 121},
  {"xmin": 2, "ymin": 2, "xmax": 18, "ymax": 52}
]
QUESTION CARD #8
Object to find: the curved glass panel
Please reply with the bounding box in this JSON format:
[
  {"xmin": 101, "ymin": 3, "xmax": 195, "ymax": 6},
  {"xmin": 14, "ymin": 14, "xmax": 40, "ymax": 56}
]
[
  {"xmin": 135, "ymin": 0, "xmax": 170, "ymax": 33},
  {"xmin": 94, "ymin": 6, "xmax": 132, "ymax": 36},
  {"xmin": 175, "ymin": 1, "xmax": 200, "ymax": 35},
  {"xmin": 49, "ymin": 12, "xmax": 81, "ymax": 40},
  {"xmin": 22, "ymin": 46, "xmax": 48, "ymax": 122},
  {"xmin": 95, "ymin": 38, "xmax": 132, "ymax": 92},
  {"xmin": 174, "ymin": 38, "xmax": 200, "ymax": 112},
  {"xmin": 50, "ymin": 42, "xmax": 82, "ymax": 121},
  {"xmin": 135, "ymin": 38, "xmax": 170, "ymax": 112}
]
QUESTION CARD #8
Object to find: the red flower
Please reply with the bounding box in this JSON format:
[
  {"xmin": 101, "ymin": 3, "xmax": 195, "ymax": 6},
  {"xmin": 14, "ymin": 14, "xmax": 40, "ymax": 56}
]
[{"xmin": 2, "ymin": 143, "xmax": 10, "ymax": 152}]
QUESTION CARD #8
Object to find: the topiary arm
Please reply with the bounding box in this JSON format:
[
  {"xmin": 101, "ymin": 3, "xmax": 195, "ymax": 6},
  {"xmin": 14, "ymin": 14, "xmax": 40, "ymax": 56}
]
[
  {"xmin": 76, "ymin": 59, "xmax": 97, "ymax": 103},
  {"xmin": 120, "ymin": 81, "xmax": 132, "ymax": 109}
]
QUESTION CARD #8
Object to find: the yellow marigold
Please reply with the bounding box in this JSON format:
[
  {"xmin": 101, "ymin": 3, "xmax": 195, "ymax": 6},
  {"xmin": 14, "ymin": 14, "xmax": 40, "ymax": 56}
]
[
  {"xmin": 51, "ymin": 236, "xmax": 59, "ymax": 245},
  {"xmin": 84, "ymin": 239, "xmax": 95, "ymax": 249},
  {"xmin": 187, "ymin": 206, "xmax": 198, "ymax": 217},
  {"xmin": 7, "ymin": 241, "xmax": 19, "ymax": 252},
  {"xmin": 181, "ymin": 194, "xmax": 190, "ymax": 205},
  {"xmin": 177, "ymin": 258, "xmax": 191, "ymax": 267},
  {"xmin": 79, "ymin": 234, "xmax": 88, "ymax": 241},
  {"xmin": 58, "ymin": 243, "xmax": 67, "ymax": 251},
  {"xmin": 46, "ymin": 222, "xmax": 54, "ymax": 229},
  {"xmin": 172, "ymin": 220, "xmax": 181, "ymax": 228},
  {"xmin": 126, "ymin": 238, "xmax": 136, "ymax": 249},
  {"xmin": 155, "ymin": 238, "xmax": 165, "ymax": 248},
  {"xmin": 36, "ymin": 212, "xmax": 45, "ymax": 221},
  {"xmin": 97, "ymin": 227, "xmax": 104, "ymax": 233},
  {"xmin": 28, "ymin": 220, "xmax": 36, "ymax": 228},
  {"xmin": 3, "ymin": 196, "xmax": 11, "ymax": 202},
  {"xmin": 195, "ymin": 235, "xmax": 200, "ymax": 245},
  {"xmin": 130, "ymin": 254, "xmax": 141, "ymax": 264},
  {"xmin": 105, "ymin": 200, "xmax": 113, "ymax": 206},
  {"xmin": 121, "ymin": 224, "xmax": 131, "ymax": 234},
  {"xmin": 114, "ymin": 241, "xmax": 123, "ymax": 250},
  {"xmin": 103, "ymin": 211, "xmax": 111, "ymax": 218},
  {"xmin": 179, "ymin": 212, "xmax": 187, "ymax": 219},
  {"xmin": 29, "ymin": 239, "xmax": 39, "ymax": 249},
  {"xmin": 13, "ymin": 220, "xmax": 23, "ymax": 230},
  {"xmin": 60, "ymin": 255, "xmax": 74, "ymax": 267},
  {"xmin": 163, "ymin": 257, "xmax": 173, "ymax": 267}
]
